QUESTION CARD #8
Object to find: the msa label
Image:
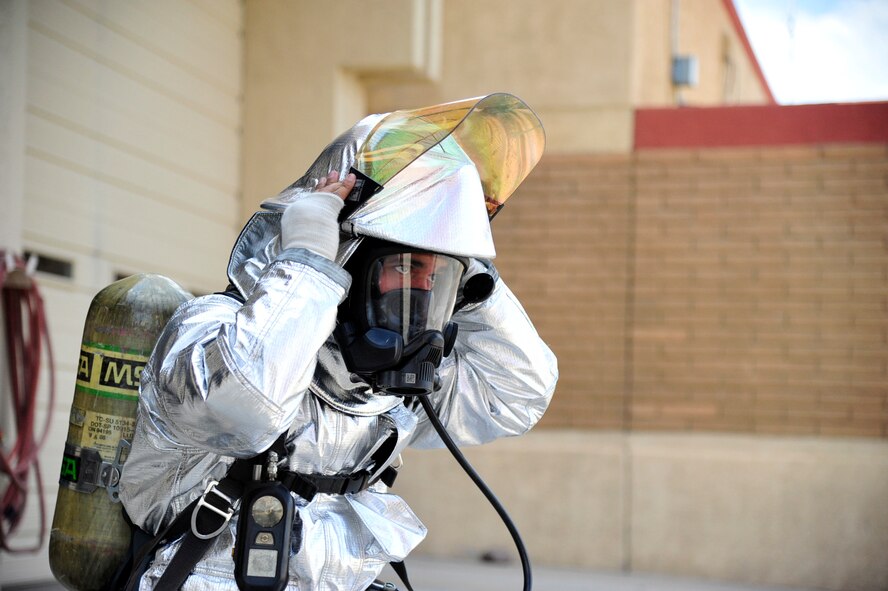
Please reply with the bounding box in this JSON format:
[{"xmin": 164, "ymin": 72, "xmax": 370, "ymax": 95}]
[{"xmin": 77, "ymin": 343, "xmax": 148, "ymax": 400}]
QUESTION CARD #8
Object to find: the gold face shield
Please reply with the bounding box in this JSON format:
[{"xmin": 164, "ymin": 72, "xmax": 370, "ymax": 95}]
[
  {"xmin": 354, "ymin": 93, "xmax": 545, "ymax": 218},
  {"xmin": 260, "ymin": 93, "xmax": 545, "ymax": 262}
]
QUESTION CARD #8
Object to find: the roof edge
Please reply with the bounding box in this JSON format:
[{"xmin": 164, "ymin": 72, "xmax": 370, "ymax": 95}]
[
  {"xmin": 721, "ymin": 0, "xmax": 776, "ymax": 104},
  {"xmin": 635, "ymin": 102, "xmax": 888, "ymax": 149}
]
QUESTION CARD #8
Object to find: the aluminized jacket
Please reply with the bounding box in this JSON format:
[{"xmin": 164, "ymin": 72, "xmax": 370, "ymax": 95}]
[{"xmin": 119, "ymin": 96, "xmax": 557, "ymax": 591}]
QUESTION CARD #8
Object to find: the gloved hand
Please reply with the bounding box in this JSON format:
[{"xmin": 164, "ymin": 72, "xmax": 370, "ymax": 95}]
[{"xmin": 280, "ymin": 171, "xmax": 355, "ymax": 261}]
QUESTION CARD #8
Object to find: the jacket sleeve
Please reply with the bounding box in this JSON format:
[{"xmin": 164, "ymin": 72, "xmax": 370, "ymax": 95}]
[
  {"xmin": 138, "ymin": 248, "xmax": 351, "ymax": 457},
  {"xmin": 408, "ymin": 266, "xmax": 558, "ymax": 448}
]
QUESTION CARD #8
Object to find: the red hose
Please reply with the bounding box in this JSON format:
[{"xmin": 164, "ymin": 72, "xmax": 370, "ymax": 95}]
[{"xmin": 0, "ymin": 251, "xmax": 56, "ymax": 553}]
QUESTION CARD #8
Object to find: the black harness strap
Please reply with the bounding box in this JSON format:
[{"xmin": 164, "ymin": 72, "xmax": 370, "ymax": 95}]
[
  {"xmin": 154, "ymin": 459, "xmax": 256, "ymax": 590},
  {"xmin": 126, "ymin": 430, "xmax": 400, "ymax": 590},
  {"xmin": 125, "ymin": 450, "xmax": 260, "ymax": 591}
]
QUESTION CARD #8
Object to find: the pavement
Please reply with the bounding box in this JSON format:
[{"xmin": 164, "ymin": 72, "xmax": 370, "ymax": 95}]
[
  {"xmin": 4, "ymin": 556, "xmax": 817, "ymax": 591},
  {"xmin": 379, "ymin": 557, "xmax": 816, "ymax": 591}
]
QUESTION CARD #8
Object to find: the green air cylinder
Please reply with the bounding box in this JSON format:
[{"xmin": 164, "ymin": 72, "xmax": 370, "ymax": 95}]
[{"xmin": 49, "ymin": 274, "xmax": 192, "ymax": 591}]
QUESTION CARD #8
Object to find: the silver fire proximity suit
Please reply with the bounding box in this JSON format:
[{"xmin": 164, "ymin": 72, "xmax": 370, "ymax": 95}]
[{"xmin": 119, "ymin": 95, "xmax": 558, "ymax": 591}]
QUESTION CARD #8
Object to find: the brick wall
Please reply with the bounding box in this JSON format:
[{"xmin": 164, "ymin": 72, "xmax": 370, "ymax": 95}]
[{"xmin": 493, "ymin": 144, "xmax": 888, "ymax": 437}]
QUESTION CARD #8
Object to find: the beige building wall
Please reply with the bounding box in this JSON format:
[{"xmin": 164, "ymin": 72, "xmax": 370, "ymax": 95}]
[
  {"xmin": 241, "ymin": 0, "xmax": 443, "ymax": 219},
  {"xmin": 631, "ymin": 0, "xmax": 771, "ymax": 105},
  {"xmin": 1, "ymin": 1, "xmax": 848, "ymax": 589},
  {"xmin": 401, "ymin": 144, "xmax": 888, "ymax": 590},
  {"xmin": 366, "ymin": 0, "xmax": 771, "ymax": 152},
  {"xmin": 676, "ymin": 0, "xmax": 771, "ymax": 105},
  {"xmin": 364, "ymin": 0, "xmax": 639, "ymax": 154},
  {"xmin": 241, "ymin": 0, "xmax": 772, "ymax": 218},
  {"xmin": 0, "ymin": 0, "xmax": 243, "ymax": 585}
]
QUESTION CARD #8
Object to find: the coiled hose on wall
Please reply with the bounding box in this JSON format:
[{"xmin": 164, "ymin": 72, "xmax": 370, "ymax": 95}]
[{"xmin": 0, "ymin": 252, "xmax": 56, "ymax": 553}]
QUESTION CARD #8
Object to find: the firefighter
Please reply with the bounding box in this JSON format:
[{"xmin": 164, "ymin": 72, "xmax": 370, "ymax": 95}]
[{"xmin": 119, "ymin": 94, "xmax": 558, "ymax": 591}]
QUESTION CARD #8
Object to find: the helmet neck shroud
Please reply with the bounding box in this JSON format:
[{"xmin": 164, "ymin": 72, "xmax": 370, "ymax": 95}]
[{"xmin": 335, "ymin": 238, "xmax": 465, "ymax": 396}]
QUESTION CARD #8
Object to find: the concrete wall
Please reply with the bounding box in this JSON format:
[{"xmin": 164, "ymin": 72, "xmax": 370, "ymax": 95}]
[
  {"xmin": 366, "ymin": 0, "xmax": 772, "ymax": 151},
  {"xmin": 397, "ymin": 431, "xmax": 888, "ymax": 591},
  {"xmin": 0, "ymin": 0, "xmax": 243, "ymax": 584}
]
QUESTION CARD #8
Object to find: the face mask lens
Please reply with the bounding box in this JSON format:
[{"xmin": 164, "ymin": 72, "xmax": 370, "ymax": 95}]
[{"xmin": 367, "ymin": 253, "xmax": 463, "ymax": 342}]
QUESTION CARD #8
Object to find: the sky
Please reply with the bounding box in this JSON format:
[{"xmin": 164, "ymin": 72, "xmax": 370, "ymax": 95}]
[{"xmin": 733, "ymin": 0, "xmax": 888, "ymax": 104}]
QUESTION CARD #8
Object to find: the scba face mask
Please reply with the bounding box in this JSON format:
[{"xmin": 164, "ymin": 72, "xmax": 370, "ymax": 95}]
[{"xmin": 336, "ymin": 239, "xmax": 465, "ymax": 396}]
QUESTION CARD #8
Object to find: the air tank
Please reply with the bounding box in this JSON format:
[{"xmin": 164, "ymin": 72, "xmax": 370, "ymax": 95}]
[{"xmin": 49, "ymin": 274, "xmax": 191, "ymax": 590}]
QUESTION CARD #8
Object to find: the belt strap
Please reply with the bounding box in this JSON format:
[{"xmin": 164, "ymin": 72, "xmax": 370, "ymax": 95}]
[
  {"xmin": 281, "ymin": 463, "xmax": 398, "ymax": 501},
  {"xmin": 280, "ymin": 429, "xmax": 399, "ymax": 502}
]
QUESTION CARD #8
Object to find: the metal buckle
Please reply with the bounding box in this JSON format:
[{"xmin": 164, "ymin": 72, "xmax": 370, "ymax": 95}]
[
  {"xmin": 105, "ymin": 439, "xmax": 131, "ymax": 503},
  {"xmin": 191, "ymin": 480, "xmax": 235, "ymax": 540}
]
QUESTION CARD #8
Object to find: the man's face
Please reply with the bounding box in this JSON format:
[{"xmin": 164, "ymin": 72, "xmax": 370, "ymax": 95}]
[
  {"xmin": 376, "ymin": 253, "xmax": 448, "ymax": 293},
  {"xmin": 365, "ymin": 250, "xmax": 465, "ymax": 339}
]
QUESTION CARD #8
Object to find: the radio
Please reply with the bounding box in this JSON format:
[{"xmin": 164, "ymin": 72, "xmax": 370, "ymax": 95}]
[{"xmin": 233, "ymin": 468, "xmax": 294, "ymax": 591}]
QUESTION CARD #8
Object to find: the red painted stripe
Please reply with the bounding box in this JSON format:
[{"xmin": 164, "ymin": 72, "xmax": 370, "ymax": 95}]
[
  {"xmin": 721, "ymin": 0, "xmax": 776, "ymax": 104},
  {"xmin": 635, "ymin": 102, "xmax": 888, "ymax": 149}
]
